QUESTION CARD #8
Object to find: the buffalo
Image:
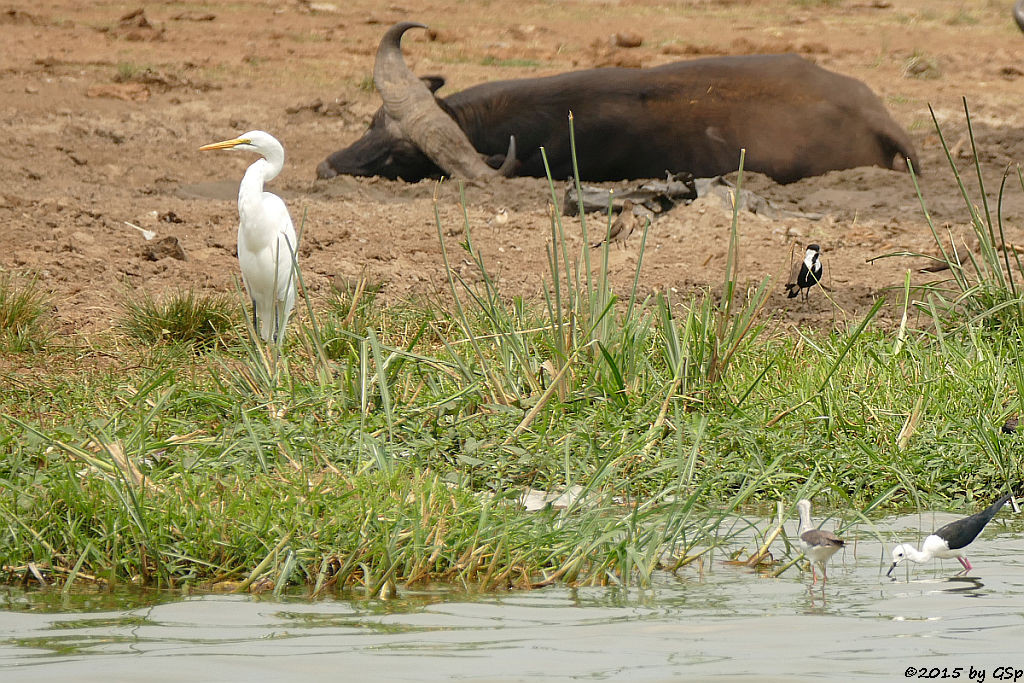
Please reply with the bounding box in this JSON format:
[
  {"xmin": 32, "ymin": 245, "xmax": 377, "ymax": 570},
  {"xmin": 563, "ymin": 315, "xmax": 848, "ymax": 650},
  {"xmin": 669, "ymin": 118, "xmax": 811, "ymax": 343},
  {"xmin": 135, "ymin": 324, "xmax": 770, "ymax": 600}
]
[{"xmin": 318, "ymin": 22, "xmax": 919, "ymax": 184}]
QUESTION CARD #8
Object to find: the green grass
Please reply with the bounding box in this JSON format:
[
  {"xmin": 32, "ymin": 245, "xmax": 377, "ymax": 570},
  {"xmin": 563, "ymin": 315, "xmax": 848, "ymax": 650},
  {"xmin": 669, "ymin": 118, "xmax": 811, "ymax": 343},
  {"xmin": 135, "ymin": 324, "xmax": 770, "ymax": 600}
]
[
  {"xmin": 120, "ymin": 288, "xmax": 240, "ymax": 349},
  {"xmin": 356, "ymin": 74, "xmax": 375, "ymax": 93},
  {"xmin": 3, "ymin": 269, "xmax": 1019, "ymax": 593},
  {"xmin": 114, "ymin": 62, "xmax": 148, "ymax": 82},
  {"xmin": 894, "ymin": 100, "xmax": 1024, "ymax": 330},
  {"xmin": 1, "ymin": 115, "xmax": 1022, "ymax": 594},
  {"xmin": 0, "ymin": 273, "xmax": 51, "ymax": 352},
  {"xmin": 480, "ymin": 57, "xmax": 542, "ymax": 68}
]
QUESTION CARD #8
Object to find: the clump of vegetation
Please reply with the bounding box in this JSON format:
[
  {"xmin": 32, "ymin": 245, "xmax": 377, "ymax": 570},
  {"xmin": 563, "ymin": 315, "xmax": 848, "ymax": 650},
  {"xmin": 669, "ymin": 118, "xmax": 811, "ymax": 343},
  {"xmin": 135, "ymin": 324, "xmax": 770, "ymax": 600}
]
[
  {"xmin": 317, "ymin": 276, "xmax": 387, "ymax": 359},
  {"xmin": 480, "ymin": 56, "xmax": 541, "ymax": 68},
  {"xmin": 946, "ymin": 9, "xmax": 979, "ymax": 26},
  {"xmin": 2, "ymin": 112, "xmax": 1022, "ymax": 594},
  {"xmin": 0, "ymin": 272, "xmax": 51, "ymax": 352},
  {"xmin": 903, "ymin": 51, "xmax": 941, "ymax": 80},
  {"xmin": 357, "ymin": 74, "xmax": 375, "ymax": 93},
  {"xmin": 908, "ymin": 100, "xmax": 1024, "ymax": 330},
  {"xmin": 121, "ymin": 288, "xmax": 239, "ymax": 349},
  {"xmin": 114, "ymin": 61, "xmax": 147, "ymax": 82},
  {"xmin": 790, "ymin": 0, "xmax": 843, "ymax": 7}
]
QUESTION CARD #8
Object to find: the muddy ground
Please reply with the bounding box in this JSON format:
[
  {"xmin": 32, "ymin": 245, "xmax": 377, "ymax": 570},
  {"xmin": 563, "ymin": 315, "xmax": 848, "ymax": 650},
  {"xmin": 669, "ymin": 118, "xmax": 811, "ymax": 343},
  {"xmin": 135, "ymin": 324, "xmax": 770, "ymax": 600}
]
[{"xmin": 1, "ymin": 0, "xmax": 1023, "ymax": 338}]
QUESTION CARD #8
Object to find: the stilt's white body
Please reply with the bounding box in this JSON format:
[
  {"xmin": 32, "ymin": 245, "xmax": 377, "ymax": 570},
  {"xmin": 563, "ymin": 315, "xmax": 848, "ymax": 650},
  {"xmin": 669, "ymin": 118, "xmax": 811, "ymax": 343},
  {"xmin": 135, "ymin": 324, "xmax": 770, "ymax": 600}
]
[
  {"xmin": 797, "ymin": 499, "xmax": 844, "ymax": 584},
  {"xmin": 888, "ymin": 493, "xmax": 1013, "ymax": 576},
  {"xmin": 801, "ymin": 535, "xmax": 843, "ymax": 567},
  {"xmin": 202, "ymin": 130, "xmax": 298, "ymax": 343},
  {"xmin": 890, "ymin": 537, "xmax": 968, "ymax": 571}
]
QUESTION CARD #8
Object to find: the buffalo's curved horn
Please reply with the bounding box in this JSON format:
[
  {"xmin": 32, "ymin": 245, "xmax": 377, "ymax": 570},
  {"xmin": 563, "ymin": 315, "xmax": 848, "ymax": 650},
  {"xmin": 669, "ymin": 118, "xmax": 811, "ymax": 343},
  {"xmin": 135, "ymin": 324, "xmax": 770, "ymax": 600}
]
[
  {"xmin": 1015, "ymin": 0, "xmax": 1024, "ymax": 32},
  {"xmin": 374, "ymin": 22, "xmax": 515, "ymax": 179},
  {"xmin": 496, "ymin": 135, "xmax": 517, "ymax": 175}
]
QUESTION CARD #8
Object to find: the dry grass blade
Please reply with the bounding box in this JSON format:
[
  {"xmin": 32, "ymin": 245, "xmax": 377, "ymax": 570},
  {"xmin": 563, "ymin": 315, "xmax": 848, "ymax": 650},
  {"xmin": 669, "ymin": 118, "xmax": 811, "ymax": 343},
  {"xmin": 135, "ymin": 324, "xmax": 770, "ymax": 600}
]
[
  {"xmin": 236, "ymin": 532, "xmax": 294, "ymax": 593},
  {"xmin": 503, "ymin": 355, "xmax": 576, "ymax": 445},
  {"xmin": 897, "ymin": 395, "xmax": 925, "ymax": 452},
  {"xmin": 745, "ymin": 501, "xmax": 785, "ymax": 567},
  {"xmin": 90, "ymin": 440, "xmax": 164, "ymax": 493}
]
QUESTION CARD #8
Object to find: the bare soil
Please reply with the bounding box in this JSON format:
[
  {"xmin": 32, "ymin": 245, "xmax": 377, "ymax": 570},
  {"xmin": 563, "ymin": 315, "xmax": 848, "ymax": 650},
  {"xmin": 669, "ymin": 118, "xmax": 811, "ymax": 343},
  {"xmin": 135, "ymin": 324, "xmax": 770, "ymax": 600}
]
[{"xmin": 1, "ymin": 0, "xmax": 1023, "ymax": 337}]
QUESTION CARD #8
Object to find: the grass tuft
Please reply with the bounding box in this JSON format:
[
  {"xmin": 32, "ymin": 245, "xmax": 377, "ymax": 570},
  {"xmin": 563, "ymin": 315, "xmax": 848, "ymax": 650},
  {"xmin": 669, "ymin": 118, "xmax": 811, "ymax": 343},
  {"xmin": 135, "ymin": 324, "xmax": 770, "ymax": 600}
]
[
  {"xmin": 907, "ymin": 100, "xmax": 1024, "ymax": 329},
  {"xmin": 121, "ymin": 288, "xmax": 239, "ymax": 349},
  {"xmin": 902, "ymin": 51, "xmax": 941, "ymax": 80},
  {"xmin": 0, "ymin": 272, "xmax": 51, "ymax": 352}
]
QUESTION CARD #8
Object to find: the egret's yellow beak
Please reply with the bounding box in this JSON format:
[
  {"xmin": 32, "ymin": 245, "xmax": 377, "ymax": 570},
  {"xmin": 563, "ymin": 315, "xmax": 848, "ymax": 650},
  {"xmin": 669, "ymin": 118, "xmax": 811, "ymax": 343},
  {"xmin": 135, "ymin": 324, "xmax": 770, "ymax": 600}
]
[{"xmin": 199, "ymin": 137, "xmax": 248, "ymax": 151}]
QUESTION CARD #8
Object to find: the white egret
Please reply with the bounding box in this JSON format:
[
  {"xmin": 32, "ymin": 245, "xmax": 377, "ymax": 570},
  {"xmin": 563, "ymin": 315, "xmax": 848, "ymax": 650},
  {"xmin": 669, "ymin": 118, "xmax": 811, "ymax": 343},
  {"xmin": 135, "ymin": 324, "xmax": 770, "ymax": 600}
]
[{"xmin": 199, "ymin": 130, "xmax": 298, "ymax": 344}]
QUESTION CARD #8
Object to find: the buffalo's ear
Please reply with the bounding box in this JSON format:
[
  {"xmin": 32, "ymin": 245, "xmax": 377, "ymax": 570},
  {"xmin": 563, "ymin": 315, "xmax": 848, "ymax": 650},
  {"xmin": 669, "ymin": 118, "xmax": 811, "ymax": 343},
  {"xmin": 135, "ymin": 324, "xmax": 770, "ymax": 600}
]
[{"xmin": 420, "ymin": 75, "xmax": 446, "ymax": 93}]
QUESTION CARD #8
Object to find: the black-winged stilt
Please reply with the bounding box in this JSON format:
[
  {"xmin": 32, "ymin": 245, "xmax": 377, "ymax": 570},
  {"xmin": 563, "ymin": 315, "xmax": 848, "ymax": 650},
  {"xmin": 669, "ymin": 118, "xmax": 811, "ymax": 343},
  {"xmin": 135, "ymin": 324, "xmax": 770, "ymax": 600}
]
[
  {"xmin": 887, "ymin": 493, "xmax": 1013, "ymax": 576},
  {"xmin": 797, "ymin": 499, "xmax": 845, "ymax": 584}
]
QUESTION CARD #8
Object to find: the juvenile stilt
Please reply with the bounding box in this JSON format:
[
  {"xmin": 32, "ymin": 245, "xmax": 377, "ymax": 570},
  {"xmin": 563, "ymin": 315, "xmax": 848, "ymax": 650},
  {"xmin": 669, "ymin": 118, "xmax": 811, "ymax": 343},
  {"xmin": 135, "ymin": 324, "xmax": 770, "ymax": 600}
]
[{"xmin": 797, "ymin": 499, "xmax": 845, "ymax": 584}]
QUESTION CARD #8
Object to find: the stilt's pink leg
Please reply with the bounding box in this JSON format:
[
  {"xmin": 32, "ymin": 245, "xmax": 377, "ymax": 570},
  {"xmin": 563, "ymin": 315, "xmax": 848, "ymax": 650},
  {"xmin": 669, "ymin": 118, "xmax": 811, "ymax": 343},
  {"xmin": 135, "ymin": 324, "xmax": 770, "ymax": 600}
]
[{"xmin": 958, "ymin": 557, "xmax": 972, "ymax": 571}]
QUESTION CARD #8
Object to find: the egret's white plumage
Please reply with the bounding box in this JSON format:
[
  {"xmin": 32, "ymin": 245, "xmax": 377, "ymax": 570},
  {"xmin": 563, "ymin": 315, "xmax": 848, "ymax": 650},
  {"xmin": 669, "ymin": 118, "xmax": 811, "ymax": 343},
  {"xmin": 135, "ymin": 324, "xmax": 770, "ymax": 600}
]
[{"xmin": 200, "ymin": 130, "xmax": 298, "ymax": 343}]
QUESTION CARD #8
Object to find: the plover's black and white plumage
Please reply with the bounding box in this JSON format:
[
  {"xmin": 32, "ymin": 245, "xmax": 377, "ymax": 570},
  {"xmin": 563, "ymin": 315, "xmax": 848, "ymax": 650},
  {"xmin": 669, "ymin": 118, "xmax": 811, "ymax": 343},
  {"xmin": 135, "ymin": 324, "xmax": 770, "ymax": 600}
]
[
  {"xmin": 887, "ymin": 493, "xmax": 1013, "ymax": 576},
  {"xmin": 797, "ymin": 499, "xmax": 845, "ymax": 585},
  {"xmin": 785, "ymin": 244, "xmax": 823, "ymax": 301}
]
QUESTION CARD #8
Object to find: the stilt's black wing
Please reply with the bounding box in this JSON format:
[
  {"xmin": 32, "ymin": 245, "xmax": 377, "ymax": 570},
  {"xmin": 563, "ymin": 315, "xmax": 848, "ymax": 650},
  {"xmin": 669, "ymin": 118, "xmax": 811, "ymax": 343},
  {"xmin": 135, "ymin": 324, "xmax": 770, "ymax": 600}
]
[
  {"xmin": 801, "ymin": 529, "xmax": 844, "ymax": 549},
  {"xmin": 934, "ymin": 493, "xmax": 1012, "ymax": 550}
]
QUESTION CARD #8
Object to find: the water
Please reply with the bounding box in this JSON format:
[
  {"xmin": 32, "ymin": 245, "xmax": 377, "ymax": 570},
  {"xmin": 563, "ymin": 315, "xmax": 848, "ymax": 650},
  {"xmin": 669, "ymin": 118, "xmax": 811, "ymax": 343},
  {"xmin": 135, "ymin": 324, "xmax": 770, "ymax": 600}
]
[{"xmin": 3, "ymin": 512, "xmax": 1024, "ymax": 681}]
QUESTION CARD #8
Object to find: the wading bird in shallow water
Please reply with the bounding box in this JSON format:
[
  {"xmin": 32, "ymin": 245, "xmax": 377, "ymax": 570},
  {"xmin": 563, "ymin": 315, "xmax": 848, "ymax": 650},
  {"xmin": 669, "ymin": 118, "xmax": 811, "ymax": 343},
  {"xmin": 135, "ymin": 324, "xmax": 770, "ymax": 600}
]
[
  {"xmin": 887, "ymin": 493, "xmax": 1014, "ymax": 576},
  {"xmin": 785, "ymin": 244, "xmax": 823, "ymax": 301},
  {"xmin": 796, "ymin": 499, "xmax": 845, "ymax": 585},
  {"xmin": 200, "ymin": 131, "xmax": 298, "ymax": 344}
]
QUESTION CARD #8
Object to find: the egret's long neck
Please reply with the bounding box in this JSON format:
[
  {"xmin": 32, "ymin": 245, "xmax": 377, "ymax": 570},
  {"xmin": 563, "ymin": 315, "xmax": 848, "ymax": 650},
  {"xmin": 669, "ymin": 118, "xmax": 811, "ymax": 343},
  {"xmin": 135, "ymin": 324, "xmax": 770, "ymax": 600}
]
[
  {"xmin": 239, "ymin": 158, "xmax": 270, "ymax": 199},
  {"xmin": 259, "ymin": 142, "xmax": 285, "ymax": 183},
  {"xmin": 237, "ymin": 156, "xmax": 282, "ymax": 249},
  {"xmin": 237, "ymin": 142, "xmax": 284, "ymax": 204}
]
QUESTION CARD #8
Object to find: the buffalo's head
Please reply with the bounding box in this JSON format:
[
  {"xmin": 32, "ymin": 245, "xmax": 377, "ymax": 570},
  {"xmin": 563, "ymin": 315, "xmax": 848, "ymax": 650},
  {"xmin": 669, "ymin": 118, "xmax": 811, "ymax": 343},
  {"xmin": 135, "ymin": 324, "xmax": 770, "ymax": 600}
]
[
  {"xmin": 316, "ymin": 78, "xmax": 448, "ymax": 181},
  {"xmin": 317, "ymin": 22, "xmax": 514, "ymax": 182}
]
